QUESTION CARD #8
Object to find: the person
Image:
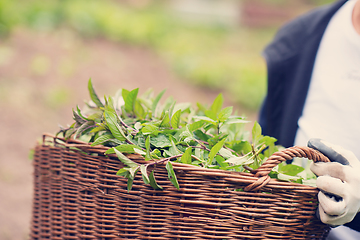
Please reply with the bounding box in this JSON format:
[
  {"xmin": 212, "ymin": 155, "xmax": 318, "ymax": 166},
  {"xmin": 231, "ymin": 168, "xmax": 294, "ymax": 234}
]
[{"xmin": 258, "ymin": 0, "xmax": 360, "ymax": 239}]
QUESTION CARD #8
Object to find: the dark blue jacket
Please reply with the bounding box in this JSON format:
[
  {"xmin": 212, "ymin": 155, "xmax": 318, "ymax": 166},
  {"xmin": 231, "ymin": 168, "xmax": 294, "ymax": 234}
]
[
  {"xmin": 258, "ymin": 0, "xmax": 360, "ymax": 232},
  {"xmin": 259, "ymin": 0, "xmax": 347, "ymax": 148}
]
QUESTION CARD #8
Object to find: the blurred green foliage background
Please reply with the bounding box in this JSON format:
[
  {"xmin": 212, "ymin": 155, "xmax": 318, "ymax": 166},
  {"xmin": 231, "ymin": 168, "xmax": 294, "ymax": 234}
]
[{"xmin": 0, "ymin": 0, "xmax": 333, "ymax": 110}]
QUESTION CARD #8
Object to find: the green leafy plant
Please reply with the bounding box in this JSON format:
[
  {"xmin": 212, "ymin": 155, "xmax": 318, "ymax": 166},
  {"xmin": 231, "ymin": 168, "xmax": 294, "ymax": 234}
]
[{"xmin": 58, "ymin": 79, "xmax": 313, "ymax": 191}]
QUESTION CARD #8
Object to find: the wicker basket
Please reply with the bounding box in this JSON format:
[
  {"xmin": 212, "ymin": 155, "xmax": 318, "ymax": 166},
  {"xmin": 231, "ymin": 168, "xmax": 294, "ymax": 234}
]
[{"xmin": 30, "ymin": 134, "xmax": 330, "ymax": 240}]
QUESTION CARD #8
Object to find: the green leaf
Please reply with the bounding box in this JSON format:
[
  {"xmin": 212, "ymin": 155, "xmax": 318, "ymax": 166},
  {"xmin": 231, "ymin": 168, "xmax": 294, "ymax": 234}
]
[
  {"xmin": 90, "ymin": 124, "xmax": 106, "ymax": 133},
  {"xmin": 113, "ymin": 89, "xmax": 123, "ymax": 109},
  {"xmin": 113, "ymin": 148, "xmax": 138, "ymax": 168},
  {"xmin": 74, "ymin": 121, "xmax": 95, "ymax": 139},
  {"xmin": 252, "ymin": 121, "xmax": 262, "ymax": 145},
  {"xmin": 134, "ymin": 101, "xmax": 145, "ymax": 119},
  {"xmin": 87, "ymin": 112, "xmax": 103, "ymax": 122},
  {"xmin": 166, "ymin": 161, "xmax": 180, "ymax": 190},
  {"xmin": 104, "ymin": 110, "xmax": 127, "ymax": 141},
  {"xmin": 149, "ymin": 171, "xmax": 163, "ymax": 190},
  {"xmin": 150, "ymin": 134, "xmax": 171, "ymax": 148},
  {"xmin": 64, "ymin": 128, "xmax": 76, "ymax": 139},
  {"xmin": 259, "ymin": 136, "xmax": 277, "ymax": 146},
  {"xmin": 91, "ymin": 133, "xmax": 114, "ymax": 146},
  {"xmin": 170, "ymin": 109, "xmax": 181, "ymax": 129},
  {"xmin": 179, "ymin": 126, "xmax": 191, "ymax": 138},
  {"xmin": 224, "ymin": 118, "xmax": 250, "ymax": 125},
  {"xmin": 279, "ymin": 164, "xmax": 304, "ymax": 176},
  {"xmin": 137, "ymin": 136, "xmax": 146, "ymax": 148},
  {"xmin": 205, "ymin": 110, "xmax": 217, "ymax": 121},
  {"xmin": 108, "ymin": 139, "xmax": 123, "ymax": 145},
  {"xmin": 88, "ymin": 79, "xmax": 104, "ymax": 108},
  {"xmin": 169, "ymin": 137, "xmax": 182, "ymax": 156},
  {"xmin": 161, "ymin": 96, "xmax": 175, "ymax": 114},
  {"xmin": 181, "ymin": 147, "xmax": 192, "ymax": 164},
  {"xmin": 219, "ymin": 148, "xmax": 234, "ymax": 159},
  {"xmin": 159, "ymin": 113, "xmax": 171, "ymax": 128},
  {"xmin": 126, "ymin": 166, "xmax": 139, "ymax": 192},
  {"xmin": 105, "ymin": 144, "xmax": 142, "ymax": 154},
  {"xmin": 218, "ymin": 106, "xmax": 233, "ymax": 122},
  {"xmin": 277, "ymin": 173, "xmax": 303, "ymax": 183},
  {"xmin": 128, "ymin": 166, "xmax": 138, "ymax": 178},
  {"xmin": 168, "ymin": 100, "xmax": 176, "ymax": 119},
  {"xmin": 189, "ymin": 120, "xmax": 204, "ymax": 132},
  {"xmin": 192, "ymin": 116, "xmax": 217, "ymax": 125},
  {"xmin": 194, "ymin": 144, "xmax": 204, "ymax": 160},
  {"xmin": 225, "ymin": 155, "xmax": 254, "ymax": 165},
  {"xmin": 232, "ymin": 140, "xmax": 252, "ymax": 155},
  {"xmin": 76, "ymin": 105, "xmax": 88, "ymax": 120},
  {"xmin": 127, "ymin": 177, "xmax": 134, "ymax": 192},
  {"xmin": 196, "ymin": 102, "xmax": 207, "ymax": 114},
  {"xmin": 302, "ymin": 178, "xmax": 316, "ymax": 187},
  {"xmin": 121, "ymin": 89, "xmax": 130, "ymax": 102},
  {"xmin": 139, "ymin": 98, "xmax": 152, "ymax": 111},
  {"xmin": 150, "ymin": 149, "xmax": 162, "ymax": 159},
  {"xmin": 145, "ymin": 136, "xmax": 152, "ymax": 160},
  {"xmin": 134, "ymin": 122, "xmax": 142, "ymax": 131},
  {"xmin": 152, "ymin": 89, "xmax": 166, "ymax": 117},
  {"xmin": 207, "ymin": 138, "xmax": 226, "ymax": 166},
  {"xmin": 141, "ymin": 123, "xmax": 159, "ymax": 136},
  {"xmin": 210, "ymin": 93, "xmax": 223, "ymax": 116},
  {"xmin": 179, "ymin": 126, "xmax": 195, "ymax": 142},
  {"xmin": 133, "ymin": 148, "xmax": 145, "ymax": 156},
  {"xmin": 215, "ymin": 155, "xmax": 229, "ymax": 169},
  {"xmin": 194, "ymin": 130, "xmax": 210, "ymax": 142},
  {"xmin": 104, "ymin": 96, "xmax": 116, "ymax": 113},
  {"xmin": 116, "ymin": 168, "xmax": 128, "ymax": 176},
  {"xmin": 173, "ymin": 102, "xmax": 191, "ymax": 114},
  {"xmin": 124, "ymin": 88, "xmax": 139, "ymax": 114},
  {"xmin": 73, "ymin": 109, "xmax": 86, "ymax": 125},
  {"xmin": 140, "ymin": 165, "xmax": 150, "ymax": 184}
]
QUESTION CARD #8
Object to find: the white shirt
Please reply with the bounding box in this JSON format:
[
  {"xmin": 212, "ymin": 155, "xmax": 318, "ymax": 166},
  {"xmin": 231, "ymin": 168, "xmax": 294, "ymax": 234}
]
[{"xmin": 295, "ymin": 1, "xmax": 360, "ymax": 239}]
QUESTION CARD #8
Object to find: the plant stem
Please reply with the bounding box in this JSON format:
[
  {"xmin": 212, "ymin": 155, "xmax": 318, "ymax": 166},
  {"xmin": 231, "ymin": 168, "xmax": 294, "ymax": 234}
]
[
  {"xmin": 224, "ymin": 146, "xmax": 240, "ymax": 157},
  {"xmin": 243, "ymin": 165, "xmax": 255, "ymax": 173},
  {"xmin": 145, "ymin": 154, "xmax": 183, "ymax": 167},
  {"xmin": 190, "ymin": 154, "xmax": 203, "ymax": 163},
  {"xmin": 121, "ymin": 118, "xmax": 138, "ymax": 134},
  {"xmin": 193, "ymin": 145, "xmax": 211, "ymax": 152},
  {"xmin": 124, "ymin": 136, "xmax": 135, "ymax": 146},
  {"xmin": 251, "ymin": 144, "xmax": 258, "ymax": 169},
  {"xmin": 142, "ymin": 153, "xmax": 205, "ymax": 168},
  {"xmin": 250, "ymin": 144, "xmax": 267, "ymax": 169},
  {"xmin": 192, "ymin": 145, "xmax": 224, "ymax": 159},
  {"xmin": 194, "ymin": 139, "xmax": 211, "ymax": 152}
]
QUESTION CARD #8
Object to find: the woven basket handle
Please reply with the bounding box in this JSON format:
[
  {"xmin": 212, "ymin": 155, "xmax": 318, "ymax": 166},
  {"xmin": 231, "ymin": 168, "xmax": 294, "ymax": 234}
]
[{"xmin": 244, "ymin": 146, "xmax": 330, "ymax": 191}]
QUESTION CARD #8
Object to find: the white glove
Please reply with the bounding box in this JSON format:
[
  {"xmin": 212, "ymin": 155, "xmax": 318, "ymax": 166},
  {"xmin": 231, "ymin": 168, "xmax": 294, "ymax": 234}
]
[{"xmin": 308, "ymin": 138, "xmax": 360, "ymax": 226}]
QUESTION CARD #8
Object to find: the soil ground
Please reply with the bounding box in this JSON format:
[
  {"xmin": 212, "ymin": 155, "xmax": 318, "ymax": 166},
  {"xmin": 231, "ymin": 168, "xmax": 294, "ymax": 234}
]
[{"xmin": 0, "ymin": 28, "xmax": 257, "ymax": 239}]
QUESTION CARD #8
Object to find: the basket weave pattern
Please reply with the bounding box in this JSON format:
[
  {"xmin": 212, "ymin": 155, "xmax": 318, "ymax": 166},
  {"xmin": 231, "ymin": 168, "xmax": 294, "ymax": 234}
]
[{"xmin": 30, "ymin": 134, "xmax": 330, "ymax": 239}]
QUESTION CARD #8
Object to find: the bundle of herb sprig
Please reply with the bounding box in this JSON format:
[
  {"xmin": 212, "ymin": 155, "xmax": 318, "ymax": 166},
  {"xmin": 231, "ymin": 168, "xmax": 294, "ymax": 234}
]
[{"xmin": 58, "ymin": 80, "xmax": 314, "ymax": 191}]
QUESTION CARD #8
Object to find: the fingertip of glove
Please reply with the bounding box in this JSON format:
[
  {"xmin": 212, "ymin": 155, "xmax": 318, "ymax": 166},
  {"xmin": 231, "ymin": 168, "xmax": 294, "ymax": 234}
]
[
  {"xmin": 307, "ymin": 138, "xmax": 323, "ymax": 150},
  {"xmin": 307, "ymin": 138, "xmax": 349, "ymax": 165}
]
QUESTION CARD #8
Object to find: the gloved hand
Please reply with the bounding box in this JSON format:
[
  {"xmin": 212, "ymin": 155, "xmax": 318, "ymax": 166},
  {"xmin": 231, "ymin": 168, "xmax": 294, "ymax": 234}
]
[{"xmin": 308, "ymin": 138, "xmax": 360, "ymax": 226}]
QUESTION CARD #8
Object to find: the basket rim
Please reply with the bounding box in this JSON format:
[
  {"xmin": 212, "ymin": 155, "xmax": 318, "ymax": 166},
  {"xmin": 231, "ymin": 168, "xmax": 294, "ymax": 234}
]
[{"xmin": 39, "ymin": 133, "xmax": 319, "ymax": 192}]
